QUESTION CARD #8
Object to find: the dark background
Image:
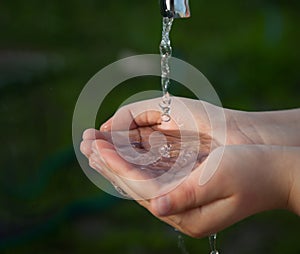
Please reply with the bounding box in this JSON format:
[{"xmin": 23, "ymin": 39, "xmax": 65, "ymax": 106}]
[{"xmin": 1, "ymin": 0, "xmax": 299, "ymax": 253}]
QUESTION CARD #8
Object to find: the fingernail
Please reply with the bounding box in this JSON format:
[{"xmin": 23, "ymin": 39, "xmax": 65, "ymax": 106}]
[
  {"xmin": 154, "ymin": 195, "xmax": 170, "ymax": 216},
  {"xmin": 82, "ymin": 128, "xmax": 96, "ymax": 140},
  {"xmin": 100, "ymin": 123, "xmax": 109, "ymax": 132}
]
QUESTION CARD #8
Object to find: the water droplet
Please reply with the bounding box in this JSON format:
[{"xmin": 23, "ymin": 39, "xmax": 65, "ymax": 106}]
[
  {"xmin": 112, "ymin": 183, "xmax": 130, "ymax": 198},
  {"xmin": 161, "ymin": 114, "xmax": 171, "ymax": 122},
  {"xmin": 159, "ymin": 143, "xmax": 172, "ymax": 158}
]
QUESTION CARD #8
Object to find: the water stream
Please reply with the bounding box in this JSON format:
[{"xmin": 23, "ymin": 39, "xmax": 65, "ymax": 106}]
[
  {"xmin": 209, "ymin": 233, "xmax": 219, "ymax": 254},
  {"xmin": 159, "ymin": 16, "xmax": 220, "ymax": 254},
  {"xmin": 177, "ymin": 231, "xmax": 190, "ymax": 254},
  {"xmin": 159, "ymin": 17, "xmax": 174, "ymax": 122}
]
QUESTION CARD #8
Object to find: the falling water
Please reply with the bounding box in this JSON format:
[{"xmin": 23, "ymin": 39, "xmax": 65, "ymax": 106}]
[
  {"xmin": 176, "ymin": 231, "xmax": 190, "ymax": 254},
  {"xmin": 159, "ymin": 17, "xmax": 174, "ymax": 122},
  {"xmin": 159, "ymin": 13, "xmax": 220, "ymax": 254},
  {"xmin": 209, "ymin": 233, "xmax": 219, "ymax": 254}
]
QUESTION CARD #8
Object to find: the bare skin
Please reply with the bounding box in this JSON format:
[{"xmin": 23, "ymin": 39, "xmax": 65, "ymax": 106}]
[{"xmin": 80, "ymin": 97, "xmax": 300, "ymax": 238}]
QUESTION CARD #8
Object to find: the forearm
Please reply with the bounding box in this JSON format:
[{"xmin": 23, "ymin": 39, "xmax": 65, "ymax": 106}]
[
  {"xmin": 230, "ymin": 108, "xmax": 300, "ymax": 146},
  {"xmin": 285, "ymin": 146, "xmax": 300, "ymax": 215},
  {"xmin": 235, "ymin": 145, "xmax": 300, "ymax": 214}
]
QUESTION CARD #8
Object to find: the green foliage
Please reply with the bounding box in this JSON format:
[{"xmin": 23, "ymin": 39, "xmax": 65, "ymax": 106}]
[{"xmin": 0, "ymin": 0, "xmax": 299, "ymax": 253}]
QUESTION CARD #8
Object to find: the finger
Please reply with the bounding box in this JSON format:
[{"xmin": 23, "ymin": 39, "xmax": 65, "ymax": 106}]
[
  {"xmin": 94, "ymin": 141, "xmax": 165, "ymax": 200},
  {"xmin": 93, "ymin": 138, "xmax": 158, "ymax": 181},
  {"xmin": 82, "ymin": 128, "xmax": 106, "ymax": 140},
  {"xmin": 100, "ymin": 110, "xmax": 162, "ymax": 131},
  {"xmin": 88, "ymin": 152, "xmax": 108, "ymax": 176},
  {"xmin": 100, "ymin": 101, "xmax": 163, "ymax": 132},
  {"xmin": 95, "ymin": 141, "xmax": 168, "ymax": 184},
  {"xmin": 96, "ymin": 145, "xmax": 148, "ymax": 181},
  {"xmin": 92, "ymin": 138, "xmax": 115, "ymax": 151},
  {"xmin": 81, "ymin": 128, "xmax": 115, "ymax": 157},
  {"xmin": 89, "ymin": 148, "xmax": 141, "ymax": 200},
  {"xmin": 80, "ymin": 140, "xmax": 94, "ymax": 158},
  {"xmin": 91, "ymin": 157, "xmax": 132, "ymax": 199}
]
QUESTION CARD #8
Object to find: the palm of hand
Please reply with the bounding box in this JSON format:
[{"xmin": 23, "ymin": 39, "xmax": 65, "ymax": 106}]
[{"xmin": 80, "ymin": 98, "xmax": 280, "ymax": 238}]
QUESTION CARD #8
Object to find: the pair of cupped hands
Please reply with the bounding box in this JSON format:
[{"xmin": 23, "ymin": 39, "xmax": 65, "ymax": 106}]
[{"xmin": 80, "ymin": 97, "xmax": 299, "ymax": 238}]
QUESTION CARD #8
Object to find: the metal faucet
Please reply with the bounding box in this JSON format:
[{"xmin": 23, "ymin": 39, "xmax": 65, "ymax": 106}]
[{"xmin": 160, "ymin": 0, "xmax": 191, "ymax": 18}]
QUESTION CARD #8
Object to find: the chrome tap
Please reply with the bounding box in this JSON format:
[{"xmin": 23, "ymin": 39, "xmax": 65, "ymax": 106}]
[{"xmin": 160, "ymin": 0, "xmax": 191, "ymax": 18}]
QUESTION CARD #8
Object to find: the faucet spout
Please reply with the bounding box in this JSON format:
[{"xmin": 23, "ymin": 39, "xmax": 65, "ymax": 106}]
[{"xmin": 160, "ymin": 0, "xmax": 191, "ymax": 18}]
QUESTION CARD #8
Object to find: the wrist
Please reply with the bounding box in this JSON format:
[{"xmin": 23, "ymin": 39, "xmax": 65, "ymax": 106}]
[
  {"xmin": 265, "ymin": 146, "xmax": 300, "ymax": 215},
  {"xmin": 225, "ymin": 109, "xmax": 264, "ymax": 145},
  {"xmin": 286, "ymin": 147, "xmax": 300, "ymax": 215},
  {"xmin": 255, "ymin": 146, "xmax": 298, "ymax": 212},
  {"xmin": 227, "ymin": 109, "xmax": 300, "ymax": 146}
]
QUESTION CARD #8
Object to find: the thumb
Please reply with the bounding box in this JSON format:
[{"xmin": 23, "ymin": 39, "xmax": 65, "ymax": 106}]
[{"xmin": 100, "ymin": 102, "xmax": 162, "ymax": 132}]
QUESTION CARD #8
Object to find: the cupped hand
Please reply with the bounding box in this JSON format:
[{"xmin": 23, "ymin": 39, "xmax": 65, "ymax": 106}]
[
  {"xmin": 82, "ymin": 132, "xmax": 291, "ymax": 238},
  {"xmin": 79, "ymin": 97, "xmax": 293, "ymax": 238},
  {"xmin": 80, "ymin": 97, "xmax": 217, "ymax": 200}
]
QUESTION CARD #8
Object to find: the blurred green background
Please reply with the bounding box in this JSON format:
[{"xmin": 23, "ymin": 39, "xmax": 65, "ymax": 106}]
[{"xmin": 1, "ymin": 0, "xmax": 299, "ymax": 253}]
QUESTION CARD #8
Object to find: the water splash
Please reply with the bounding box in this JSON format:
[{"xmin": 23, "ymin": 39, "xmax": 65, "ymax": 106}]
[{"xmin": 159, "ymin": 143, "xmax": 172, "ymax": 158}]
